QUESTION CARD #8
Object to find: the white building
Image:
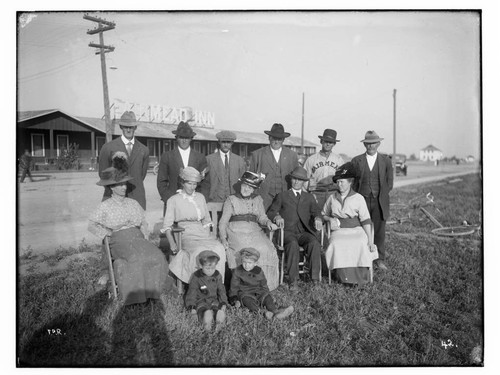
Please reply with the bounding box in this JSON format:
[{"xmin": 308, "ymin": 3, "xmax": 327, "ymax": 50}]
[{"xmin": 419, "ymin": 145, "xmax": 443, "ymax": 161}]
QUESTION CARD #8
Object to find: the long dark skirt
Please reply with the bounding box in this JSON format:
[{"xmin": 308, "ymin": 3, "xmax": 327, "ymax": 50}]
[{"xmin": 110, "ymin": 227, "xmax": 169, "ymax": 305}]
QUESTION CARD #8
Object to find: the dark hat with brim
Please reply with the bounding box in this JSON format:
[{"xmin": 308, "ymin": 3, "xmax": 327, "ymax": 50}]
[
  {"xmin": 332, "ymin": 162, "xmax": 358, "ymax": 182},
  {"xmin": 289, "ymin": 166, "xmax": 309, "ymax": 181},
  {"xmin": 119, "ymin": 111, "xmax": 138, "ymax": 127},
  {"xmin": 97, "ymin": 167, "xmax": 134, "ymax": 186},
  {"xmin": 361, "ymin": 130, "xmax": 384, "ymax": 143},
  {"xmin": 239, "ymin": 171, "xmax": 264, "ymax": 189},
  {"xmin": 264, "ymin": 123, "xmax": 291, "ymax": 138},
  {"xmin": 319, "ymin": 129, "xmax": 340, "ymax": 143},
  {"xmin": 172, "ymin": 121, "xmax": 196, "ymax": 138},
  {"xmin": 240, "ymin": 247, "xmax": 260, "ymax": 261}
]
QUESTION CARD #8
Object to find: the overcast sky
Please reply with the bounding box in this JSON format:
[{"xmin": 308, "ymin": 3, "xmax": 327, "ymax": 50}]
[{"xmin": 18, "ymin": 11, "xmax": 480, "ymax": 159}]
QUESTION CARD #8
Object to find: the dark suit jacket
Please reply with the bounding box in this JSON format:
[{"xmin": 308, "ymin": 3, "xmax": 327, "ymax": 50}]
[
  {"xmin": 99, "ymin": 137, "xmax": 149, "ymax": 210},
  {"xmin": 157, "ymin": 146, "xmax": 208, "ymax": 203},
  {"xmin": 351, "ymin": 152, "xmax": 393, "ymax": 221},
  {"xmin": 249, "ymin": 146, "xmax": 298, "ymax": 209},
  {"xmin": 267, "ymin": 189, "xmax": 321, "ymax": 236},
  {"xmin": 206, "ymin": 151, "xmax": 247, "ymax": 202}
]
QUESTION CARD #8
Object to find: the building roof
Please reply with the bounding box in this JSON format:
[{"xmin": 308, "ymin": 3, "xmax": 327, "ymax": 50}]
[
  {"xmin": 18, "ymin": 110, "xmax": 319, "ymax": 148},
  {"xmin": 421, "ymin": 144, "xmax": 441, "ymax": 152}
]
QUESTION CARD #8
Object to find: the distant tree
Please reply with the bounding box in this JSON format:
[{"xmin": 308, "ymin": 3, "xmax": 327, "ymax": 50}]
[{"xmin": 408, "ymin": 153, "xmax": 417, "ymax": 161}]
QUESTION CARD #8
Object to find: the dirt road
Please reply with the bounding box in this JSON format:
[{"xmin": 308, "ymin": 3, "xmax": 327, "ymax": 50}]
[{"xmin": 17, "ymin": 162, "xmax": 480, "ymax": 255}]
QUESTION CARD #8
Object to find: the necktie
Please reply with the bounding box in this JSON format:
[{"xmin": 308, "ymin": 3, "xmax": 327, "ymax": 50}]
[
  {"xmin": 126, "ymin": 142, "xmax": 132, "ymax": 156},
  {"xmin": 295, "ymin": 191, "xmax": 301, "ymax": 198},
  {"xmin": 224, "ymin": 153, "xmax": 229, "ymax": 170}
]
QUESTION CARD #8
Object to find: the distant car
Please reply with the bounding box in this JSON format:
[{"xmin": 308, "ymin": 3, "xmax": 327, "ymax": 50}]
[
  {"xmin": 148, "ymin": 156, "xmax": 159, "ymax": 174},
  {"xmin": 393, "ymin": 154, "xmax": 407, "ymax": 176}
]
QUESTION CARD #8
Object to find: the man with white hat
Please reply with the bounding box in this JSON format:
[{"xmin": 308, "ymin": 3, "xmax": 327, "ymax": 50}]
[
  {"xmin": 206, "ymin": 130, "xmax": 247, "ymax": 202},
  {"xmin": 98, "ymin": 111, "xmax": 150, "ymax": 210},
  {"xmin": 351, "ymin": 131, "xmax": 393, "ymax": 270}
]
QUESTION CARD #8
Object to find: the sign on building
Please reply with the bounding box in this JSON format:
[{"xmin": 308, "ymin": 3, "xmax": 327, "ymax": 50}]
[{"xmin": 112, "ymin": 99, "xmax": 215, "ymax": 128}]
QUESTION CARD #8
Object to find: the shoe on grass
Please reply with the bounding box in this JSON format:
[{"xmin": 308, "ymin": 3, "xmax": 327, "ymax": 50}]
[
  {"xmin": 275, "ymin": 306, "xmax": 294, "ymax": 320},
  {"xmin": 375, "ymin": 261, "xmax": 388, "ymax": 270}
]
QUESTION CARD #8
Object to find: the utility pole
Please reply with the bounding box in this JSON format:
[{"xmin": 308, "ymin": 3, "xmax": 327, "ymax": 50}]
[
  {"xmin": 393, "ymin": 89, "xmax": 397, "ymax": 166},
  {"xmin": 301, "ymin": 92, "xmax": 305, "ymax": 154},
  {"xmin": 84, "ymin": 14, "xmax": 115, "ymax": 142}
]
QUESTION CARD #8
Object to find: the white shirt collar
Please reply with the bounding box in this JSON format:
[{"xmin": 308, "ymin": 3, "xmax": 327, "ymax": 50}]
[
  {"xmin": 121, "ymin": 135, "xmax": 135, "ymax": 145},
  {"xmin": 271, "ymin": 147, "xmax": 282, "ymax": 163},
  {"xmin": 178, "ymin": 146, "xmax": 191, "ymax": 168},
  {"xmin": 292, "ymin": 188, "xmax": 301, "ymax": 195},
  {"xmin": 366, "ymin": 152, "xmax": 378, "ymax": 171},
  {"xmin": 219, "ymin": 150, "xmax": 230, "ymax": 162}
]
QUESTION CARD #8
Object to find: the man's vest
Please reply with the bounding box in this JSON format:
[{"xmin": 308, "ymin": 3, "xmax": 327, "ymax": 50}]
[{"xmin": 359, "ymin": 157, "xmax": 380, "ymax": 198}]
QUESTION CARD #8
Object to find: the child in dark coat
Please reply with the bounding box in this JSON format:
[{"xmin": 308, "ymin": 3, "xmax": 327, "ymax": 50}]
[
  {"xmin": 185, "ymin": 250, "xmax": 228, "ymax": 331},
  {"xmin": 229, "ymin": 247, "xmax": 294, "ymax": 320}
]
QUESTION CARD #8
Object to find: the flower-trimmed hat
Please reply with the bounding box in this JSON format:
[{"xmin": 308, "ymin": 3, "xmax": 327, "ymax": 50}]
[
  {"xmin": 289, "ymin": 166, "xmax": 309, "ymax": 181},
  {"xmin": 179, "ymin": 166, "xmax": 202, "ymax": 182},
  {"xmin": 239, "ymin": 171, "xmax": 265, "ymax": 189},
  {"xmin": 172, "ymin": 121, "xmax": 196, "ymax": 138},
  {"xmin": 332, "ymin": 162, "xmax": 358, "ymax": 182},
  {"xmin": 264, "ymin": 123, "xmax": 291, "ymax": 138},
  {"xmin": 240, "ymin": 247, "xmax": 260, "ymax": 262},
  {"xmin": 97, "ymin": 153, "xmax": 133, "ymax": 186},
  {"xmin": 360, "ymin": 130, "xmax": 384, "ymax": 143}
]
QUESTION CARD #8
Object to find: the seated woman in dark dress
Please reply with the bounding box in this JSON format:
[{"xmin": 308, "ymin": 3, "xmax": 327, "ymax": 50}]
[{"xmin": 89, "ymin": 155, "xmax": 170, "ymax": 305}]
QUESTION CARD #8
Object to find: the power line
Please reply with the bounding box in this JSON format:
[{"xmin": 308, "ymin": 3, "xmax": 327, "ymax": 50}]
[{"xmin": 18, "ymin": 54, "xmax": 94, "ymax": 83}]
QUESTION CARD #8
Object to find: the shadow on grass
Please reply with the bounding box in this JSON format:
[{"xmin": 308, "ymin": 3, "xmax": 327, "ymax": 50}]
[
  {"xmin": 110, "ymin": 299, "xmax": 174, "ymax": 366},
  {"xmin": 19, "ymin": 290, "xmax": 110, "ymax": 366}
]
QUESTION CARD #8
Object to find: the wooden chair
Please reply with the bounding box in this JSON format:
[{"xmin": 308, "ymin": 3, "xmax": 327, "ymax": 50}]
[
  {"xmin": 168, "ymin": 225, "xmax": 186, "ymax": 294},
  {"xmin": 275, "ymin": 225, "xmax": 323, "ymax": 284},
  {"xmin": 206, "ymin": 201, "xmax": 224, "ymax": 239},
  {"xmin": 103, "ymin": 236, "xmax": 118, "ymax": 299},
  {"xmin": 324, "ymin": 221, "xmax": 375, "ymax": 284}
]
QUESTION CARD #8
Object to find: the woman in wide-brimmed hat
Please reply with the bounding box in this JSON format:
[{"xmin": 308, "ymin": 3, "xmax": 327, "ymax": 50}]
[
  {"xmin": 161, "ymin": 167, "xmax": 227, "ymax": 285},
  {"xmin": 88, "ymin": 153, "xmax": 172, "ymax": 305},
  {"xmin": 321, "ymin": 162, "xmax": 379, "ymax": 285},
  {"xmin": 218, "ymin": 171, "xmax": 280, "ymax": 290}
]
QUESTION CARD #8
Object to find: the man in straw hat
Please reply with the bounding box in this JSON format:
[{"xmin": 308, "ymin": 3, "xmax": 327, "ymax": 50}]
[
  {"xmin": 249, "ymin": 123, "xmax": 299, "ymax": 210},
  {"xmin": 351, "ymin": 131, "xmax": 393, "ymax": 271},
  {"xmin": 206, "ymin": 130, "xmax": 247, "ymax": 202},
  {"xmin": 98, "ymin": 111, "xmax": 150, "ymax": 210},
  {"xmin": 267, "ymin": 166, "xmax": 323, "ymax": 291},
  {"xmin": 303, "ymin": 128, "xmax": 344, "ymax": 192},
  {"xmin": 157, "ymin": 121, "xmax": 209, "ymax": 215}
]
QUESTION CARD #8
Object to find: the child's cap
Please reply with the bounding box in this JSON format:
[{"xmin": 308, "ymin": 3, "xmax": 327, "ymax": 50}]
[
  {"xmin": 239, "ymin": 247, "xmax": 260, "ymax": 262},
  {"xmin": 197, "ymin": 250, "xmax": 220, "ymax": 265}
]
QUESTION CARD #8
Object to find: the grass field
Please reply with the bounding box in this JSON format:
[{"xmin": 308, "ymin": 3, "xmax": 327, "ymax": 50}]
[{"xmin": 17, "ymin": 173, "xmax": 483, "ymax": 367}]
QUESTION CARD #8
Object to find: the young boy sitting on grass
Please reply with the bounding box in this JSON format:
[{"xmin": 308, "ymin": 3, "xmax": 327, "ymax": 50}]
[
  {"xmin": 229, "ymin": 247, "xmax": 294, "ymax": 320},
  {"xmin": 185, "ymin": 250, "xmax": 228, "ymax": 331}
]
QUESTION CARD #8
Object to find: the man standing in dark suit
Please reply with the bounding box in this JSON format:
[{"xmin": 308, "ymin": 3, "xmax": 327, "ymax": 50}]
[
  {"xmin": 206, "ymin": 130, "xmax": 247, "ymax": 203},
  {"xmin": 157, "ymin": 121, "xmax": 209, "ymax": 215},
  {"xmin": 98, "ymin": 111, "xmax": 149, "ymax": 210},
  {"xmin": 267, "ymin": 166, "xmax": 323, "ymax": 291},
  {"xmin": 351, "ymin": 131, "xmax": 393, "ymax": 270},
  {"xmin": 249, "ymin": 123, "xmax": 299, "ymax": 211}
]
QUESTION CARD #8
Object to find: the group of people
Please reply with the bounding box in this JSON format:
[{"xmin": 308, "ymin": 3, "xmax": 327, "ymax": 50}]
[{"xmin": 88, "ymin": 110, "xmax": 393, "ymax": 330}]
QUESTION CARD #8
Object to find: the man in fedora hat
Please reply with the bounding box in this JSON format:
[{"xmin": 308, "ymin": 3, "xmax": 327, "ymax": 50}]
[
  {"xmin": 267, "ymin": 166, "xmax": 323, "ymax": 290},
  {"xmin": 206, "ymin": 130, "xmax": 247, "ymax": 202},
  {"xmin": 98, "ymin": 111, "xmax": 150, "ymax": 210},
  {"xmin": 157, "ymin": 121, "xmax": 209, "ymax": 215},
  {"xmin": 304, "ymin": 128, "xmax": 344, "ymax": 192},
  {"xmin": 351, "ymin": 130, "xmax": 393, "ymax": 270},
  {"xmin": 249, "ymin": 123, "xmax": 299, "ymax": 210}
]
